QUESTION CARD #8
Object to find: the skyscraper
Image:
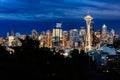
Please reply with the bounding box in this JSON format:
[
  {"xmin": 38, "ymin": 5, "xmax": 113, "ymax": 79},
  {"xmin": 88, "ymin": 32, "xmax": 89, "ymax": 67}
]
[
  {"xmin": 31, "ymin": 29, "xmax": 39, "ymax": 40},
  {"xmin": 69, "ymin": 29, "xmax": 79, "ymax": 48},
  {"xmin": 101, "ymin": 24, "xmax": 109, "ymax": 45},
  {"xmin": 102, "ymin": 24, "xmax": 107, "ymax": 35},
  {"xmin": 69, "ymin": 29, "xmax": 78, "ymax": 42},
  {"xmin": 52, "ymin": 23, "xmax": 63, "ymax": 47},
  {"xmin": 90, "ymin": 21, "xmax": 94, "ymax": 45},
  {"xmin": 79, "ymin": 27, "xmax": 86, "ymax": 48},
  {"xmin": 39, "ymin": 31, "xmax": 46, "ymax": 47},
  {"xmin": 84, "ymin": 15, "xmax": 93, "ymax": 51},
  {"xmin": 62, "ymin": 31, "xmax": 69, "ymax": 49},
  {"xmin": 46, "ymin": 30, "xmax": 52, "ymax": 48}
]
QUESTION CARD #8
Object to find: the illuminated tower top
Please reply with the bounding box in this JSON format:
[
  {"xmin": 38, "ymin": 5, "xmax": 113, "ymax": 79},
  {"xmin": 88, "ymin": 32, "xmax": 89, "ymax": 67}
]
[
  {"xmin": 102, "ymin": 24, "xmax": 107, "ymax": 30},
  {"xmin": 56, "ymin": 23, "xmax": 62, "ymax": 28},
  {"xmin": 84, "ymin": 15, "xmax": 93, "ymax": 21},
  {"xmin": 102, "ymin": 24, "xmax": 107, "ymax": 35}
]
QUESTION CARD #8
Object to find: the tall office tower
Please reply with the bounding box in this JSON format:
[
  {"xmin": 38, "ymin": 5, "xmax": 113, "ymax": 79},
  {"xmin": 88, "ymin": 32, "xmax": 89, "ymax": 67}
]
[
  {"xmin": 62, "ymin": 31, "xmax": 69, "ymax": 49},
  {"xmin": 101, "ymin": 24, "xmax": 109, "ymax": 45},
  {"xmin": 95, "ymin": 30, "xmax": 101, "ymax": 38},
  {"xmin": 107, "ymin": 29, "xmax": 115, "ymax": 44},
  {"xmin": 39, "ymin": 31, "xmax": 46, "ymax": 47},
  {"xmin": 110, "ymin": 29, "xmax": 115, "ymax": 37},
  {"xmin": 84, "ymin": 15, "xmax": 93, "ymax": 51},
  {"xmin": 102, "ymin": 24, "xmax": 107, "ymax": 35},
  {"xmin": 94, "ymin": 30, "xmax": 101, "ymax": 46},
  {"xmin": 69, "ymin": 29, "xmax": 79, "ymax": 48},
  {"xmin": 8, "ymin": 30, "xmax": 15, "ymax": 47},
  {"xmin": 31, "ymin": 29, "xmax": 39, "ymax": 40},
  {"xmin": 69, "ymin": 29, "xmax": 78, "ymax": 42},
  {"xmin": 90, "ymin": 21, "xmax": 94, "ymax": 45},
  {"xmin": 79, "ymin": 27, "xmax": 86, "ymax": 48},
  {"xmin": 90, "ymin": 21, "xmax": 94, "ymax": 32},
  {"xmin": 79, "ymin": 27, "xmax": 86, "ymax": 36},
  {"xmin": 7, "ymin": 32, "xmax": 9, "ymax": 37},
  {"xmin": 52, "ymin": 23, "xmax": 63, "ymax": 47},
  {"xmin": 46, "ymin": 30, "xmax": 52, "ymax": 48},
  {"xmin": 0, "ymin": 37, "xmax": 4, "ymax": 46},
  {"xmin": 8, "ymin": 34, "xmax": 15, "ymax": 47},
  {"xmin": 10, "ymin": 29, "xmax": 14, "ymax": 36}
]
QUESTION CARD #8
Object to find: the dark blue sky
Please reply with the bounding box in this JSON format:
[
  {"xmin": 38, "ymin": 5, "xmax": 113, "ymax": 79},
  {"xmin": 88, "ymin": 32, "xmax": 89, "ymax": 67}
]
[{"xmin": 0, "ymin": 0, "xmax": 120, "ymax": 37}]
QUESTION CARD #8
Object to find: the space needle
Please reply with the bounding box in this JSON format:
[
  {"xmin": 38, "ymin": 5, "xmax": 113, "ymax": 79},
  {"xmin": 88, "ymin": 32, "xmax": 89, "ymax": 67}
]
[{"xmin": 84, "ymin": 14, "xmax": 93, "ymax": 52}]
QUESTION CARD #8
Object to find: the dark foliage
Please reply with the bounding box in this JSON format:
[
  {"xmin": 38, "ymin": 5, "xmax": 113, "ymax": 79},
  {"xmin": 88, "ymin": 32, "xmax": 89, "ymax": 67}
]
[{"xmin": 0, "ymin": 36, "xmax": 119, "ymax": 80}]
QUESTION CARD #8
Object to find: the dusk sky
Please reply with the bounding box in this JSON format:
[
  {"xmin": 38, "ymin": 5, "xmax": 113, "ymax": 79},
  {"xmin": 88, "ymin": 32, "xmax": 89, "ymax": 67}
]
[{"xmin": 0, "ymin": 0, "xmax": 120, "ymax": 37}]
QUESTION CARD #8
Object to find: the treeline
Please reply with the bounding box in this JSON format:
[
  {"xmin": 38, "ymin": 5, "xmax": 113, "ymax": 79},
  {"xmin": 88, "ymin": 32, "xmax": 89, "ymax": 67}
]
[{"xmin": 0, "ymin": 36, "xmax": 95, "ymax": 79}]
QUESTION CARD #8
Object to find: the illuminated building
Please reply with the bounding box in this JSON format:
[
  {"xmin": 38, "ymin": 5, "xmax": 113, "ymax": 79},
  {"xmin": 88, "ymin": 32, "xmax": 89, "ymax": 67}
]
[
  {"xmin": 79, "ymin": 27, "xmax": 86, "ymax": 36},
  {"xmin": 102, "ymin": 24, "xmax": 107, "ymax": 35},
  {"xmin": 46, "ymin": 30, "xmax": 52, "ymax": 48},
  {"xmin": 7, "ymin": 32, "xmax": 9, "ymax": 37},
  {"xmin": 111, "ymin": 29, "xmax": 115, "ymax": 37},
  {"xmin": 52, "ymin": 23, "xmax": 63, "ymax": 47},
  {"xmin": 69, "ymin": 29, "xmax": 78, "ymax": 42},
  {"xmin": 15, "ymin": 37, "xmax": 22, "ymax": 47},
  {"xmin": 95, "ymin": 30, "xmax": 101, "ymax": 38},
  {"xmin": 39, "ymin": 31, "xmax": 46, "ymax": 47},
  {"xmin": 0, "ymin": 37, "xmax": 4, "ymax": 46},
  {"xmin": 8, "ymin": 30, "xmax": 15, "ymax": 47},
  {"xmin": 8, "ymin": 35, "xmax": 15, "ymax": 46},
  {"xmin": 94, "ymin": 30, "xmax": 101, "ymax": 46},
  {"xmin": 90, "ymin": 21, "xmax": 94, "ymax": 45},
  {"xmin": 84, "ymin": 15, "xmax": 93, "ymax": 51},
  {"xmin": 66, "ymin": 41, "xmax": 71, "ymax": 49},
  {"xmin": 18, "ymin": 34, "xmax": 27, "ymax": 40},
  {"xmin": 107, "ymin": 30, "xmax": 113, "ymax": 44},
  {"xmin": 69, "ymin": 29, "xmax": 79, "ymax": 48},
  {"xmin": 101, "ymin": 24, "xmax": 111, "ymax": 45},
  {"xmin": 6, "ymin": 31, "xmax": 22, "ymax": 47},
  {"xmin": 31, "ymin": 29, "xmax": 39, "ymax": 40},
  {"xmin": 107, "ymin": 29, "xmax": 115, "ymax": 44},
  {"xmin": 62, "ymin": 31, "xmax": 69, "ymax": 49},
  {"xmin": 79, "ymin": 27, "xmax": 86, "ymax": 48}
]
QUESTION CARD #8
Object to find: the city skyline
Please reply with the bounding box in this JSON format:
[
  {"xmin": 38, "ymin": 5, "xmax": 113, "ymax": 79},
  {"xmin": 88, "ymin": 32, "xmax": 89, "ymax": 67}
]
[
  {"xmin": 0, "ymin": 19, "xmax": 119, "ymax": 37},
  {"xmin": 0, "ymin": 0, "xmax": 120, "ymax": 37}
]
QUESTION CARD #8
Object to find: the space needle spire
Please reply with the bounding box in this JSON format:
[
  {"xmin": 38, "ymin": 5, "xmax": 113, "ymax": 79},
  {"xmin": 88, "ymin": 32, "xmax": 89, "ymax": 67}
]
[{"xmin": 84, "ymin": 14, "xmax": 93, "ymax": 52}]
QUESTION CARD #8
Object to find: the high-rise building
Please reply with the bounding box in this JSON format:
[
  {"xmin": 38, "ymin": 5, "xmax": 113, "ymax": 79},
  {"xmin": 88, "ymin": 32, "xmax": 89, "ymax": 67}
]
[
  {"xmin": 8, "ymin": 35, "xmax": 15, "ymax": 47},
  {"xmin": 84, "ymin": 15, "xmax": 93, "ymax": 51},
  {"xmin": 102, "ymin": 24, "xmax": 107, "ymax": 35},
  {"xmin": 46, "ymin": 30, "xmax": 52, "ymax": 48},
  {"xmin": 69, "ymin": 29, "xmax": 79, "ymax": 48},
  {"xmin": 110, "ymin": 29, "xmax": 115, "ymax": 37},
  {"xmin": 93, "ymin": 30, "xmax": 101, "ymax": 46},
  {"xmin": 62, "ymin": 31, "xmax": 69, "ymax": 49},
  {"xmin": 79, "ymin": 27, "xmax": 86, "ymax": 48},
  {"xmin": 107, "ymin": 29, "xmax": 115, "ymax": 45},
  {"xmin": 52, "ymin": 23, "xmax": 63, "ymax": 47},
  {"xmin": 31, "ymin": 29, "xmax": 39, "ymax": 40},
  {"xmin": 101, "ymin": 24, "xmax": 110, "ymax": 45},
  {"xmin": 69, "ymin": 29, "xmax": 78, "ymax": 42},
  {"xmin": 90, "ymin": 21, "xmax": 94, "ymax": 45},
  {"xmin": 8, "ymin": 30, "xmax": 15, "ymax": 47},
  {"xmin": 10, "ymin": 29, "xmax": 14, "ymax": 36},
  {"xmin": 0, "ymin": 37, "xmax": 4, "ymax": 46},
  {"xmin": 39, "ymin": 31, "xmax": 46, "ymax": 47}
]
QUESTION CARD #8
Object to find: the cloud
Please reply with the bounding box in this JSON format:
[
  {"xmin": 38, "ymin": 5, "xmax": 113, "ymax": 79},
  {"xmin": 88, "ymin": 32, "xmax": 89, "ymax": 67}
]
[{"xmin": 0, "ymin": 0, "xmax": 120, "ymax": 21}]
